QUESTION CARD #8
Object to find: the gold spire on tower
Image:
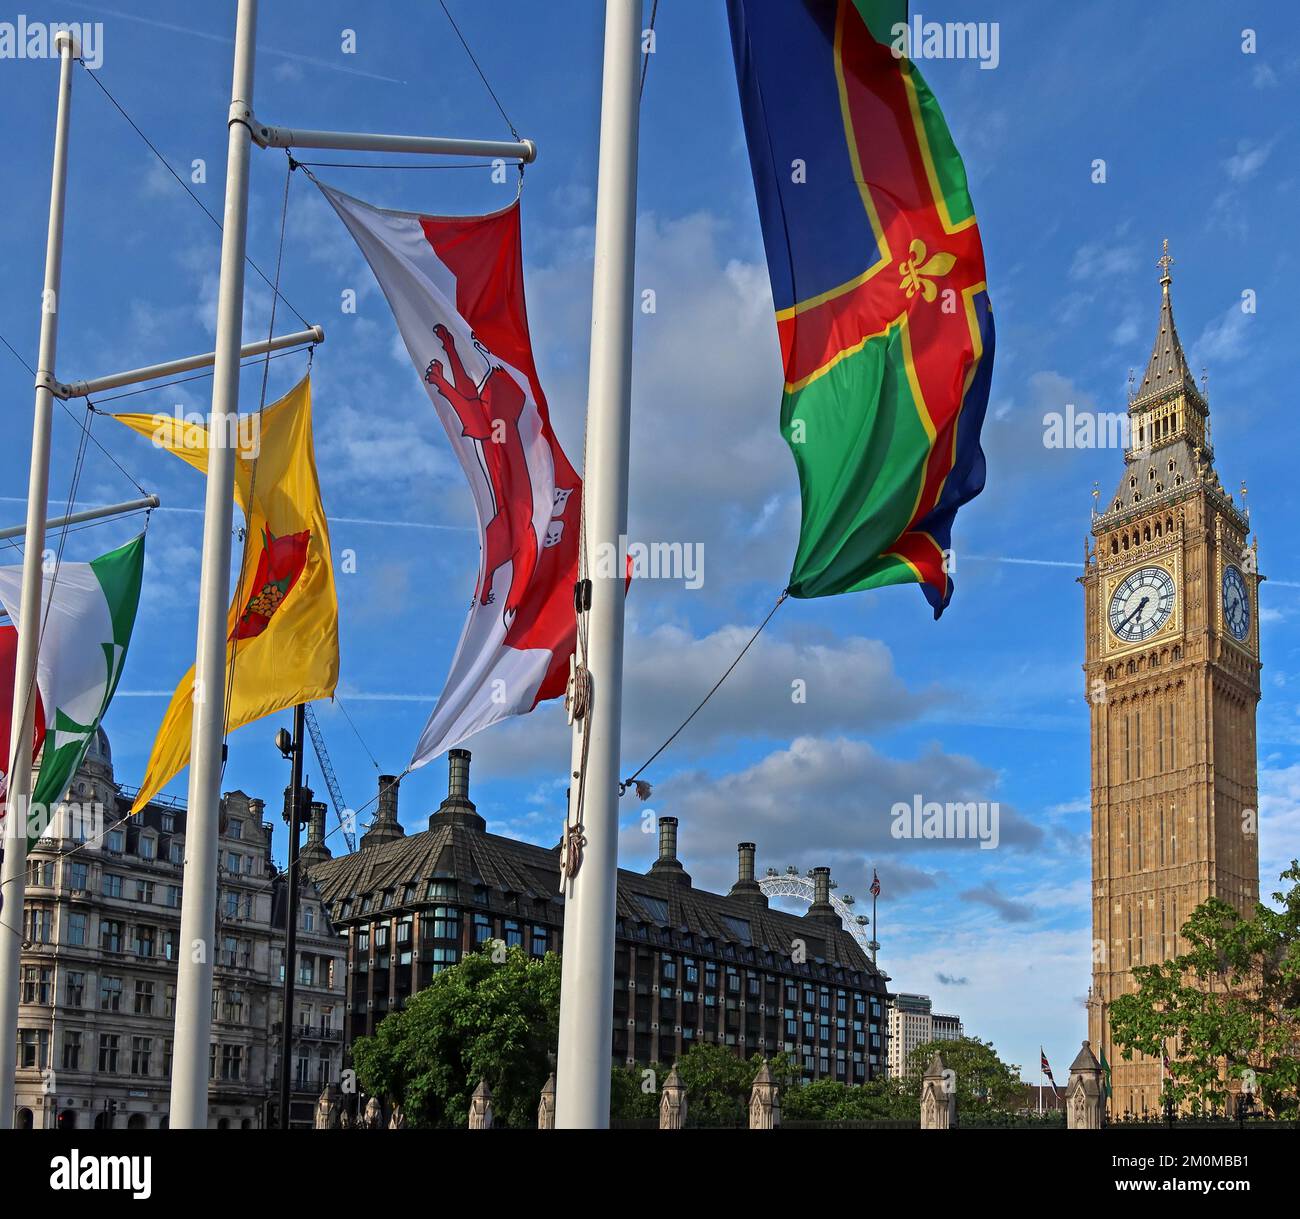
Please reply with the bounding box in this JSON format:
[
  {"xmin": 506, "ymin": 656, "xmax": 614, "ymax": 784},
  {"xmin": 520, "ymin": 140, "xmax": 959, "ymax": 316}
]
[{"xmin": 1157, "ymin": 238, "xmax": 1174, "ymax": 291}]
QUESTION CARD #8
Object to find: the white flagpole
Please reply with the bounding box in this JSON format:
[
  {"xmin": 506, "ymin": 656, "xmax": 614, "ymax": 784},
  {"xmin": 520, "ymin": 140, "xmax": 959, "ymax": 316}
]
[
  {"xmin": 168, "ymin": 0, "xmax": 258, "ymax": 1129},
  {"xmin": 0, "ymin": 30, "xmax": 78, "ymax": 1130},
  {"xmin": 555, "ymin": 0, "xmax": 642, "ymax": 1129}
]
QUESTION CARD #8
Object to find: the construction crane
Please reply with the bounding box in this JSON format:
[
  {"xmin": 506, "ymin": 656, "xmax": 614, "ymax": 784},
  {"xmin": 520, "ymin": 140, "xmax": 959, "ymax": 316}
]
[{"xmin": 302, "ymin": 703, "xmax": 357, "ymax": 852}]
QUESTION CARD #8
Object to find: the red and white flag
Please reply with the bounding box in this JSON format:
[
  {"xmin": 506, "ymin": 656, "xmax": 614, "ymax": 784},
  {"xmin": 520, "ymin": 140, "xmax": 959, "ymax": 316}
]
[{"xmin": 319, "ymin": 183, "xmax": 580, "ymax": 769}]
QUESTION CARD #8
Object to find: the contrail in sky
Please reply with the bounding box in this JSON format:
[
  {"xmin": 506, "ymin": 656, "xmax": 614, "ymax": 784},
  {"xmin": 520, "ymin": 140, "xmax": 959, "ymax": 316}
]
[{"xmin": 63, "ymin": 2, "xmax": 408, "ymax": 84}]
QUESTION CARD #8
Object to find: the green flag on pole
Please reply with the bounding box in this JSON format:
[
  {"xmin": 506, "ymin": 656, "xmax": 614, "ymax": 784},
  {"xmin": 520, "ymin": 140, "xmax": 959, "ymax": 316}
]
[{"xmin": 0, "ymin": 534, "xmax": 145, "ymax": 848}]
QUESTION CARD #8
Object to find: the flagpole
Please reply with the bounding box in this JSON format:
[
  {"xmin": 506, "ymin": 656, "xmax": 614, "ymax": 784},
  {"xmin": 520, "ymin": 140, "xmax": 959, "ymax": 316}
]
[
  {"xmin": 0, "ymin": 29, "xmax": 77, "ymax": 1131},
  {"xmin": 554, "ymin": 0, "xmax": 642, "ymax": 1129},
  {"xmin": 169, "ymin": 0, "xmax": 258, "ymax": 1129}
]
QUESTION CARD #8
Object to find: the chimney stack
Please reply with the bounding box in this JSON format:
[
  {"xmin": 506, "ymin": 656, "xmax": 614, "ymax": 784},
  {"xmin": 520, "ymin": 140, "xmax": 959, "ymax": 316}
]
[
  {"xmin": 300, "ymin": 800, "xmax": 333, "ymax": 868},
  {"xmin": 361, "ymin": 775, "xmax": 406, "ymax": 849},
  {"xmin": 429, "ymin": 748, "xmax": 486, "ymax": 831},
  {"xmin": 806, "ymin": 866, "xmax": 838, "ymax": 925},
  {"xmin": 728, "ymin": 842, "xmax": 768, "ymax": 906},
  {"xmin": 647, "ymin": 816, "xmax": 691, "ymax": 886}
]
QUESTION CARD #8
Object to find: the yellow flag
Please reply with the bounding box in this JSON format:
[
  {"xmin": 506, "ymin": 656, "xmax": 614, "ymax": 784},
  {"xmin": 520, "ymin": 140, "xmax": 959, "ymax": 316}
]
[{"xmin": 114, "ymin": 375, "xmax": 338, "ymax": 812}]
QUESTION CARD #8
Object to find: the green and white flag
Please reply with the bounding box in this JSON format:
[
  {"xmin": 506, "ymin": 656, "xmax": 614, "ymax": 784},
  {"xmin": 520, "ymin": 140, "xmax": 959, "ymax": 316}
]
[{"xmin": 0, "ymin": 534, "xmax": 144, "ymax": 848}]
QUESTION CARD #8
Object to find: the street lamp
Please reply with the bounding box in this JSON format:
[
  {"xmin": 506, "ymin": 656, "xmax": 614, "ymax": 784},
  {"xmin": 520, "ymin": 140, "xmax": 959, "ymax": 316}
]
[{"xmin": 275, "ymin": 705, "xmax": 309, "ymax": 1130}]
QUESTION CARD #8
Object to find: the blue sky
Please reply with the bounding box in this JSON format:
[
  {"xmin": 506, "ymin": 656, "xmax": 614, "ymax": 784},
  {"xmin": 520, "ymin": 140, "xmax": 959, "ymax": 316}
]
[{"xmin": 1, "ymin": 0, "xmax": 1298, "ymax": 1082}]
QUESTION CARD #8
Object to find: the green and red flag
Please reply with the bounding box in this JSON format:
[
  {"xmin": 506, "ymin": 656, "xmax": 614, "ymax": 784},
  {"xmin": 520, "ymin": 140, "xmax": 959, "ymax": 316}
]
[
  {"xmin": 0, "ymin": 534, "xmax": 145, "ymax": 848},
  {"xmin": 728, "ymin": 0, "xmax": 995, "ymax": 615}
]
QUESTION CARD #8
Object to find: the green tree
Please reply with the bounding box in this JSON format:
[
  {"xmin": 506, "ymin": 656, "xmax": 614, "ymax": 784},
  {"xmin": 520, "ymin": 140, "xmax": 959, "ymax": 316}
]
[
  {"xmin": 781, "ymin": 1075, "xmax": 916, "ymax": 1121},
  {"xmin": 350, "ymin": 946, "xmax": 561, "ymax": 1128},
  {"xmin": 1110, "ymin": 862, "xmax": 1300, "ymax": 1119},
  {"xmin": 609, "ymin": 1062, "xmax": 661, "ymax": 1121},
  {"xmin": 904, "ymin": 1036, "xmax": 1023, "ymax": 1112}
]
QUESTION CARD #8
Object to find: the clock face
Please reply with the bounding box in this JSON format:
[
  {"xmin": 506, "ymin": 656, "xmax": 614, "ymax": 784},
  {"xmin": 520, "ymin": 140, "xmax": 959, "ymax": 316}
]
[
  {"xmin": 1222, "ymin": 565, "xmax": 1250, "ymax": 641},
  {"xmin": 1108, "ymin": 566, "xmax": 1176, "ymax": 644}
]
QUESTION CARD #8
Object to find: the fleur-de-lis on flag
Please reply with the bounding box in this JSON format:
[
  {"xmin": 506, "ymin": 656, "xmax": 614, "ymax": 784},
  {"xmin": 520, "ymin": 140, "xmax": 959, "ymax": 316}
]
[{"xmin": 898, "ymin": 238, "xmax": 957, "ymax": 303}]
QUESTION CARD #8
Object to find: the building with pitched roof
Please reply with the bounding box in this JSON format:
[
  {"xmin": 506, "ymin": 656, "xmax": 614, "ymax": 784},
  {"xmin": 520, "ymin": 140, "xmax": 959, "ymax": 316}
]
[{"xmin": 310, "ymin": 750, "xmax": 891, "ymax": 1082}]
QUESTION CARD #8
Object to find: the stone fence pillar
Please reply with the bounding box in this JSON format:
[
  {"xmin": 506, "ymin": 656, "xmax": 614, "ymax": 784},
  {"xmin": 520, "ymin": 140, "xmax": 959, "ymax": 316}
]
[
  {"xmin": 920, "ymin": 1051, "xmax": 955, "ymax": 1130},
  {"xmin": 749, "ymin": 1060, "xmax": 780, "ymax": 1129},
  {"xmin": 660, "ymin": 1065, "xmax": 687, "ymax": 1130},
  {"xmin": 1066, "ymin": 1041, "xmax": 1105, "ymax": 1129},
  {"xmin": 468, "ymin": 1079, "xmax": 493, "ymax": 1130},
  {"xmin": 537, "ymin": 1073, "xmax": 556, "ymax": 1129}
]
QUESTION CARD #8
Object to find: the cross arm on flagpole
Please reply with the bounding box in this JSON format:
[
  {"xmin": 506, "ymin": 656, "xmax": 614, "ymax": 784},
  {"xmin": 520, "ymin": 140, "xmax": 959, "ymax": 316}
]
[
  {"xmin": 47, "ymin": 325, "xmax": 324, "ymax": 400},
  {"xmin": 0, "ymin": 495, "xmax": 160, "ymax": 542},
  {"xmin": 249, "ymin": 118, "xmax": 537, "ymax": 164}
]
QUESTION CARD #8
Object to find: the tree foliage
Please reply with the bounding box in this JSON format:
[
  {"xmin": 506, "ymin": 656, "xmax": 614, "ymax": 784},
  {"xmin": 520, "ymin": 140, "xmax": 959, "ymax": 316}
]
[
  {"xmin": 1109, "ymin": 862, "xmax": 1300, "ymax": 1118},
  {"xmin": 903, "ymin": 1036, "xmax": 1023, "ymax": 1112},
  {"xmin": 350, "ymin": 946, "xmax": 561, "ymax": 1129}
]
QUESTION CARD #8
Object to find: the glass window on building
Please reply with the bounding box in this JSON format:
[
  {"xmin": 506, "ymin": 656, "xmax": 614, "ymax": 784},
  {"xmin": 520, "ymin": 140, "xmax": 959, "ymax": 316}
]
[
  {"xmin": 426, "ymin": 880, "xmax": 456, "ymax": 901},
  {"xmin": 472, "ymin": 913, "xmax": 492, "ymax": 945},
  {"xmin": 530, "ymin": 925, "xmax": 548, "ymax": 956},
  {"xmin": 65, "ymin": 912, "xmax": 88, "ymax": 947},
  {"xmin": 169, "ymin": 843, "xmax": 183, "ymax": 865},
  {"xmin": 106, "ymin": 829, "xmax": 125, "ymax": 853},
  {"xmin": 224, "ymin": 891, "xmax": 238, "ymax": 919},
  {"xmin": 166, "ymin": 885, "xmax": 180, "ymax": 908},
  {"xmin": 303, "ymin": 904, "xmax": 316, "ymax": 932},
  {"xmin": 133, "ymin": 925, "xmax": 156, "ymax": 958},
  {"xmin": 134, "ymin": 980, "xmax": 155, "ymax": 1016},
  {"xmin": 100, "ymin": 920, "xmax": 123, "ymax": 953},
  {"xmin": 221, "ymin": 1045, "xmax": 243, "ymax": 1081},
  {"xmin": 139, "ymin": 836, "xmax": 156, "ymax": 861},
  {"xmin": 27, "ymin": 859, "xmax": 53, "ymax": 886},
  {"xmin": 19, "ymin": 1028, "xmax": 49, "ymax": 1069},
  {"xmin": 62, "ymin": 1031, "xmax": 81, "ymax": 1071},
  {"xmin": 504, "ymin": 919, "xmax": 523, "ymax": 948},
  {"xmin": 98, "ymin": 1033, "xmax": 120, "ymax": 1073},
  {"xmin": 164, "ymin": 985, "xmax": 176, "ymax": 1017},
  {"xmin": 102, "ymin": 873, "xmax": 122, "ymax": 898},
  {"xmin": 70, "ymin": 861, "xmax": 88, "ymax": 890},
  {"xmin": 131, "ymin": 1037, "xmax": 152, "ymax": 1075},
  {"xmin": 66, "ymin": 971, "xmax": 85, "ymax": 1007},
  {"xmin": 20, "ymin": 966, "xmax": 52, "ymax": 1004},
  {"xmin": 660, "ymin": 956, "xmax": 677, "ymax": 981},
  {"xmin": 100, "ymin": 977, "xmax": 122, "ymax": 1012},
  {"xmin": 227, "ymin": 819, "xmax": 243, "ymax": 839},
  {"xmin": 137, "ymin": 881, "xmax": 154, "ymax": 905},
  {"xmin": 161, "ymin": 813, "xmax": 176, "ymax": 833}
]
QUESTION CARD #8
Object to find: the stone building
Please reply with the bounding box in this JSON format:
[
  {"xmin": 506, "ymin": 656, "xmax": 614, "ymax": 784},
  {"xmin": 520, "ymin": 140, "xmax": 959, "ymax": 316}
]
[
  {"xmin": 310, "ymin": 750, "xmax": 890, "ymax": 1083},
  {"xmin": 1083, "ymin": 247, "xmax": 1262, "ymax": 1117},
  {"xmin": 10, "ymin": 730, "xmax": 345, "ymax": 1129},
  {"xmin": 885, "ymin": 992, "xmax": 934, "ymax": 1078}
]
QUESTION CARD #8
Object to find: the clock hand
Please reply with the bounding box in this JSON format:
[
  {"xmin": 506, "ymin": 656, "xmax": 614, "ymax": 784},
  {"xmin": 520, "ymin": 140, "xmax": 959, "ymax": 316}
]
[{"xmin": 1117, "ymin": 596, "xmax": 1149, "ymax": 632}]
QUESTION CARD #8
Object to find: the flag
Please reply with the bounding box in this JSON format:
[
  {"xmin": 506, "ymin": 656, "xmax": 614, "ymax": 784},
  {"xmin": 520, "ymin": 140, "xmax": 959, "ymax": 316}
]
[
  {"xmin": 316, "ymin": 181, "xmax": 580, "ymax": 769},
  {"xmin": 0, "ymin": 534, "xmax": 145, "ymax": 847},
  {"xmin": 113, "ymin": 376, "xmax": 337, "ymax": 812},
  {"xmin": 1040, "ymin": 1048, "xmax": 1056, "ymax": 1086},
  {"xmin": 727, "ymin": 0, "xmax": 994, "ymax": 616},
  {"xmin": 869, "ymin": 868, "xmax": 881, "ymax": 897},
  {"xmin": 1100, "ymin": 1047, "xmax": 1113, "ymax": 1099}
]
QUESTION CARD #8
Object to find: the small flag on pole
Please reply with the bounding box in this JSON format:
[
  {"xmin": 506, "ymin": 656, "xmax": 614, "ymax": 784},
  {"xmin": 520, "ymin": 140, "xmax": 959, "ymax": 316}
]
[
  {"xmin": 114, "ymin": 377, "xmax": 338, "ymax": 812},
  {"xmin": 1041, "ymin": 1048, "xmax": 1056, "ymax": 1086},
  {"xmin": 870, "ymin": 869, "xmax": 881, "ymax": 897},
  {"xmin": 0, "ymin": 534, "xmax": 145, "ymax": 847}
]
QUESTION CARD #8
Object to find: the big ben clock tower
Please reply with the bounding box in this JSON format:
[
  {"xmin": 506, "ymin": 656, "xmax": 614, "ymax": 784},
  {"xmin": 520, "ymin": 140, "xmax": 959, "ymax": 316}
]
[{"xmin": 1082, "ymin": 243, "xmax": 1262, "ymax": 1118}]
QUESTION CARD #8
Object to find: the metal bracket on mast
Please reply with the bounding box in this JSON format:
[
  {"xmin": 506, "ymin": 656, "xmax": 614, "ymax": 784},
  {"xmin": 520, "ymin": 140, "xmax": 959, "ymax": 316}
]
[
  {"xmin": 49, "ymin": 325, "xmax": 324, "ymax": 400},
  {"xmin": 247, "ymin": 114, "xmax": 537, "ymax": 164}
]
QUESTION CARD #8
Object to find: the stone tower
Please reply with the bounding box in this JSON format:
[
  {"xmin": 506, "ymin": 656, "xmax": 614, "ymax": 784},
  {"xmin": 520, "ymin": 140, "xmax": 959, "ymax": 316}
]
[{"xmin": 1082, "ymin": 243, "xmax": 1262, "ymax": 1118}]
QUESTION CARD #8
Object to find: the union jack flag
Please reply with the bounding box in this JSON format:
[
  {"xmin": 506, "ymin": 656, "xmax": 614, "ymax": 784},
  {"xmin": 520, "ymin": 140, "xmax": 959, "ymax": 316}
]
[
  {"xmin": 1041, "ymin": 1048, "xmax": 1056, "ymax": 1085},
  {"xmin": 870, "ymin": 869, "xmax": 881, "ymax": 898}
]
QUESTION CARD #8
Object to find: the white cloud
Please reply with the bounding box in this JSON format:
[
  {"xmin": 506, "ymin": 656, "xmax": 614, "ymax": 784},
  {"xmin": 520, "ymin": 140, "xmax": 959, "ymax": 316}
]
[{"xmin": 1222, "ymin": 138, "xmax": 1275, "ymax": 183}]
